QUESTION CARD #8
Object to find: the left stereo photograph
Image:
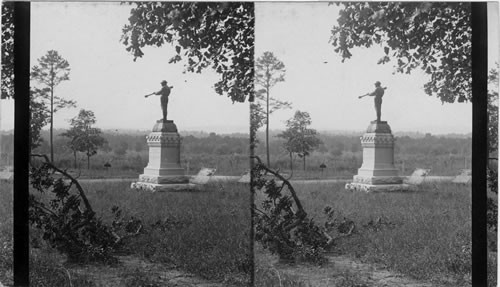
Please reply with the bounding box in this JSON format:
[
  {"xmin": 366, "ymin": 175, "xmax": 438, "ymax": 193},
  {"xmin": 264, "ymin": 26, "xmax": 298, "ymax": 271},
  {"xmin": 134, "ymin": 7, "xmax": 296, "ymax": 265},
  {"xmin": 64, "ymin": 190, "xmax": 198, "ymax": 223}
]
[{"xmin": 1, "ymin": 2, "xmax": 255, "ymax": 286}]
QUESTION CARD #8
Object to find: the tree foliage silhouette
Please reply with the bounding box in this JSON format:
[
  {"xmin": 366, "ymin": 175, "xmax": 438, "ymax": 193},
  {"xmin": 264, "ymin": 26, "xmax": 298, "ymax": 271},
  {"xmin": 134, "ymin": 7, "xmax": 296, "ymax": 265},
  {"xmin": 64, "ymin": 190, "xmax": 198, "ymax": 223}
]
[
  {"xmin": 278, "ymin": 111, "xmax": 321, "ymax": 171},
  {"xmin": 31, "ymin": 50, "xmax": 76, "ymax": 162},
  {"xmin": 121, "ymin": 2, "xmax": 254, "ymax": 103},
  {"xmin": 62, "ymin": 109, "xmax": 106, "ymax": 170},
  {"xmin": 255, "ymin": 52, "xmax": 291, "ymax": 167},
  {"xmin": 1, "ymin": 2, "xmax": 14, "ymax": 99},
  {"xmin": 331, "ymin": 2, "xmax": 471, "ymax": 103}
]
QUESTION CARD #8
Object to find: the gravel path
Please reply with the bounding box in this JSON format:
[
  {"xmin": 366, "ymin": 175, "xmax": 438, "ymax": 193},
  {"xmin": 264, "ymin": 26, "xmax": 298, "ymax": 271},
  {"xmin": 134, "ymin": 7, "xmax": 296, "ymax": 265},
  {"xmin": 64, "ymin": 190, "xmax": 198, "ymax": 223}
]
[
  {"xmin": 255, "ymin": 248, "xmax": 454, "ymax": 287},
  {"xmin": 70, "ymin": 255, "xmax": 230, "ymax": 287}
]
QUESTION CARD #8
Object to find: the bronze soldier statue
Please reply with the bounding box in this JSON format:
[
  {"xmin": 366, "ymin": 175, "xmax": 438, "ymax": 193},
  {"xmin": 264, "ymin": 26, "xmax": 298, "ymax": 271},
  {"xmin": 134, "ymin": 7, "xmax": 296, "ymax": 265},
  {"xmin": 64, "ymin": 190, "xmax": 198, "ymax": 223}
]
[
  {"xmin": 359, "ymin": 81, "xmax": 386, "ymax": 122},
  {"xmin": 145, "ymin": 80, "xmax": 173, "ymax": 122}
]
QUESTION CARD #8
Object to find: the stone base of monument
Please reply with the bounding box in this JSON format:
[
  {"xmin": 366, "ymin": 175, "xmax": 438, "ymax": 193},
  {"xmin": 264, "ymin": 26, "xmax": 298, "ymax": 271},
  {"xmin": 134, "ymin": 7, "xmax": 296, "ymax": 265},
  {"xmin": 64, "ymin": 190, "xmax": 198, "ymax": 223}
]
[
  {"xmin": 346, "ymin": 120, "xmax": 410, "ymax": 193},
  {"xmin": 131, "ymin": 119, "xmax": 203, "ymax": 192},
  {"xmin": 345, "ymin": 182, "xmax": 410, "ymax": 192},
  {"xmin": 131, "ymin": 181, "xmax": 200, "ymax": 192}
]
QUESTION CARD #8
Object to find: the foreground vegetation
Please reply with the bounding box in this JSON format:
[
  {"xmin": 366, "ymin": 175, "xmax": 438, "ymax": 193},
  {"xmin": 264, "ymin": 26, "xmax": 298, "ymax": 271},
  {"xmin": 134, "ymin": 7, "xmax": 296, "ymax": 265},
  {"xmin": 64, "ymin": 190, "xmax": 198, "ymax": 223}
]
[
  {"xmin": 0, "ymin": 182, "xmax": 13, "ymax": 286},
  {"xmin": 254, "ymin": 181, "xmax": 472, "ymax": 286},
  {"xmin": 27, "ymin": 181, "xmax": 251, "ymax": 286}
]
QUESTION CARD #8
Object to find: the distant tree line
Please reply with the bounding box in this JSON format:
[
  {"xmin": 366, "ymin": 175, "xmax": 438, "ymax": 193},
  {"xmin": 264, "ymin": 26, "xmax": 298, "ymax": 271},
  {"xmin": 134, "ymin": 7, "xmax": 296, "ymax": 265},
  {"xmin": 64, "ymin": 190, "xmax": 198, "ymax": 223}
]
[{"xmin": 254, "ymin": 132, "xmax": 472, "ymax": 176}]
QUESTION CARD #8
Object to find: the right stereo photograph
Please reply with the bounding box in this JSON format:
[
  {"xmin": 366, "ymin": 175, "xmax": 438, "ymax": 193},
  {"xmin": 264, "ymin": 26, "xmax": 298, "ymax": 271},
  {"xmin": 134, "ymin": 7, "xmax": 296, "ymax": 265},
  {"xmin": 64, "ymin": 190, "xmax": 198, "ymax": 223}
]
[{"xmin": 251, "ymin": 2, "xmax": 497, "ymax": 287}]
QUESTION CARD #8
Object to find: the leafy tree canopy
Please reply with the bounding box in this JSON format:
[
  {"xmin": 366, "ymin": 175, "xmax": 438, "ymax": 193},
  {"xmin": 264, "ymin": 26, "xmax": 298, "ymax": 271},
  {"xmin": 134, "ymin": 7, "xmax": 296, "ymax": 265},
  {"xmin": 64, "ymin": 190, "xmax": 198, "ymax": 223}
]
[
  {"xmin": 255, "ymin": 51, "xmax": 285, "ymax": 90},
  {"xmin": 64, "ymin": 109, "xmax": 107, "ymax": 169},
  {"xmin": 254, "ymin": 52, "xmax": 291, "ymax": 118},
  {"xmin": 31, "ymin": 50, "xmax": 76, "ymax": 162},
  {"xmin": 1, "ymin": 2, "xmax": 14, "ymax": 99},
  {"xmin": 278, "ymin": 111, "xmax": 321, "ymax": 171},
  {"xmin": 281, "ymin": 111, "xmax": 321, "ymax": 158},
  {"xmin": 488, "ymin": 65, "xmax": 498, "ymax": 154},
  {"xmin": 121, "ymin": 2, "xmax": 254, "ymax": 103},
  {"xmin": 254, "ymin": 52, "xmax": 291, "ymax": 166},
  {"xmin": 30, "ymin": 89, "xmax": 50, "ymax": 151},
  {"xmin": 331, "ymin": 2, "xmax": 471, "ymax": 103},
  {"xmin": 31, "ymin": 50, "xmax": 71, "ymax": 88}
]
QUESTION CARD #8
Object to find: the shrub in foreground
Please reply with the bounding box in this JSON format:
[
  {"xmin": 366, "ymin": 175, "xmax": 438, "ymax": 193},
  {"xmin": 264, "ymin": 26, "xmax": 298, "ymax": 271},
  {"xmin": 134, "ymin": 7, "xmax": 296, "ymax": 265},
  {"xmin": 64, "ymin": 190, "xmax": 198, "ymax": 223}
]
[
  {"xmin": 29, "ymin": 155, "xmax": 141, "ymax": 263},
  {"xmin": 252, "ymin": 156, "xmax": 333, "ymax": 264}
]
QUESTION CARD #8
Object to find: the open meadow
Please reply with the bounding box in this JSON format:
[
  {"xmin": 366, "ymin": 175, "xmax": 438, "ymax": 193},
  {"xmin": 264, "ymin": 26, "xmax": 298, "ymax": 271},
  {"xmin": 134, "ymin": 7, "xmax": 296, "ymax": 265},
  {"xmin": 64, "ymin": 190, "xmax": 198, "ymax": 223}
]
[
  {"xmin": 27, "ymin": 180, "xmax": 252, "ymax": 286},
  {"xmin": 254, "ymin": 181, "xmax": 473, "ymax": 286},
  {"xmin": 0, "ymin": 182, "xmax": 13, "ymax": 286}
]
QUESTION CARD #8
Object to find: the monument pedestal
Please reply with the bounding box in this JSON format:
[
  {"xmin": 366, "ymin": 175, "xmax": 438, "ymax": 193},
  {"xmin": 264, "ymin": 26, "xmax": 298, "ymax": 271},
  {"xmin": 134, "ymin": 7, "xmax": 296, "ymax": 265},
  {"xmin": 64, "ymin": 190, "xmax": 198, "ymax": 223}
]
[
  {"xmin": 346, "ymin": 121, "xmax": 409, "ymax": 192},
  {"xmin": 131, "ymin": 120, "xmax": 198, "ymax": 192}
]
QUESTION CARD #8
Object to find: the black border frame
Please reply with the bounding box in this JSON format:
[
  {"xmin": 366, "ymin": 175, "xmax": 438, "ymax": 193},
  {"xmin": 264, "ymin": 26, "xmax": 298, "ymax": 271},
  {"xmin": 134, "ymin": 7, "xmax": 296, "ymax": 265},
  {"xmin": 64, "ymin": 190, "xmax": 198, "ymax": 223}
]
[{"xmin": 10, "ymin": 2, "xmax": 490, "ymax": 286}]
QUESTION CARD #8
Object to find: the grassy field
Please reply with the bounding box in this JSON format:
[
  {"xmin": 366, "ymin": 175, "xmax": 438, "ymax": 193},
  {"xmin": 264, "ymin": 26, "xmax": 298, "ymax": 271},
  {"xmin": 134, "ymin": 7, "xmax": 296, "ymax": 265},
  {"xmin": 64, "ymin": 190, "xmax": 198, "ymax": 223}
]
[
  {"xmin": 254, "ymin": 181, "xmax": 472, "ymax": 286},
  {"xmin": 27, "ymin": 180, "xmax": 252, "ymax": 286},
  {"xmin": 0, "ymin": 182, "xmax": 13, "ymax": 286}
]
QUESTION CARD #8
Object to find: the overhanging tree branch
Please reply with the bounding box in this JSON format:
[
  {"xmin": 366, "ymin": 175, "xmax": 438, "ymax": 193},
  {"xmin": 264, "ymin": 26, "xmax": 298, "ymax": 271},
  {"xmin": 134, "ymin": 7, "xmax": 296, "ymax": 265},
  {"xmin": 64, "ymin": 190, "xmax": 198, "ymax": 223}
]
[
  {"xmin": 31, "ymin": 153, "xmax": 93, "ymax": 213},
  {"xmin": 252, "ymin": 155, "xmax": 306, "ymax": 218}
]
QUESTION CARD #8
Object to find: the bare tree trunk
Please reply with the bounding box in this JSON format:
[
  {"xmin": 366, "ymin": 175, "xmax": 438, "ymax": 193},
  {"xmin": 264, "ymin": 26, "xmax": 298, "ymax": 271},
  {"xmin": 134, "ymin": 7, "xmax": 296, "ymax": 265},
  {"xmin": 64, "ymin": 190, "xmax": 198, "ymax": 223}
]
[
  {"xmin": 50, "ymin": 87, "xmax": 54, "ymax": 162},
  {"xmin": 289, "ymin": 152, "xmax": 293, "ymax": 172},
  {"xmin": 73, "ymin": 150, "xmax": 77, "ymax": 169},
  {"xmin": 87, "ymin": 154, "xmax": 90, "ymax": 170},
  {"xmin": 266, "ymin": 87, "xmax": 270, "ymax": 167},
  {"xmin": 303, "ymin": 156, "xmax": 306, "ymax": 171}
]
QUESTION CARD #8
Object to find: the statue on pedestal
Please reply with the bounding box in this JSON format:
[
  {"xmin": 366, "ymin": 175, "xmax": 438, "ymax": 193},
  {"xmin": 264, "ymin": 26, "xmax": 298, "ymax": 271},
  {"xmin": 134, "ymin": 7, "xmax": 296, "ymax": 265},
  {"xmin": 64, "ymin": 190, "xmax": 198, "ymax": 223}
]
[
  {"xmin": 145, "ymin": 80, "xmax": 174, "ymax": 122},
  {"xmin": 359, "ymin": 81, "xmax": 386, "ymax": 122}
]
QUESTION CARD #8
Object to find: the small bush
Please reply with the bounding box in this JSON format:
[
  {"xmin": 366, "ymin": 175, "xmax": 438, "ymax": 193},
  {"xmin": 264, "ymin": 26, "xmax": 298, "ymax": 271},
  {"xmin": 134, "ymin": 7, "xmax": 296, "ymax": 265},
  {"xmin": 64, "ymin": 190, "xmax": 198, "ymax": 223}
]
[
  {"xmin": 252, "ymin": 157, "xmax": 330, "ymax": 264},
  {"xmin": 29, "ymin": 157, "xmax": 142, "ymax": 264}
]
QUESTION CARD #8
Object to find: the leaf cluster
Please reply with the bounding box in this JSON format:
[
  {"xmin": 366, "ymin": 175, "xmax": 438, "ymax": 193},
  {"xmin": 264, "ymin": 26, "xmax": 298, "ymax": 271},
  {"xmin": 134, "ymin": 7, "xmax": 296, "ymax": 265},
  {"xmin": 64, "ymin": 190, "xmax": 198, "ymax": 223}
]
[
  {"xmin": 252, "ymin": 157, "xmax": 329, "ymax": 263},
  {"xmin": 255, "ymin": 51, "xmax": 285, "ymax": 89},
  {"xmin": 331, "ymin": 2, "xmax": 471, "ymax": 103},
  {"xmin": 29, "ymin": 158, "xmax": 117, "ymax": 262},
  {"xmin": 30, "ymin": 50, "xmax": 76, "ymax": 128},
  {"xmin": 30, "ymin": 90, "xmax": 50, "ymax": 151},
  {"xmin": 488, "ymin": 65, "xmax": 499, "ymax": 153},
  {"xmin": 487, "ymin": 167, "xmax": 497, "ymax": 231},
  {"xmin": 31, "ymin": 50, "xmax": 71, "ymax": 88},
  {"xmin": 487, "ymin": 65, "xmax": 498, "ymax": 232},
  {"xmin": 29, "ymin": 154, "xmax": 143, "ymax": 263},
  {"xmin": 121, "ymin": 2, "xmax": 254, "ymax": 103},
  {"xmin": 1, "ymin": 2, "xmax": 14, "ymax": 99},
  {"xmin": 61, "ymin": 109, "xmax": 107, "ymax": 158},
  {"xmin": 278, "ymin": 111, "xmax": 322, "ymax": 158},
  {"xmin": 253, "ymin": 52, "xmax": 292, "ymax": 130}
]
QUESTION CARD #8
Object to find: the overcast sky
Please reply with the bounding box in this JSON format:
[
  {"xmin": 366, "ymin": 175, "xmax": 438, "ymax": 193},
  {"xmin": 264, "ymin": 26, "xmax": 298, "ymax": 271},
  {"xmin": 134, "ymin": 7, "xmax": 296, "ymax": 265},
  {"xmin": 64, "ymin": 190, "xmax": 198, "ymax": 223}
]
[
  {"xmin": 0, "ymin": 2, "xmax": 498, "ymax": 135},
  {"xmin": 1, "ymin": 2, "xmax": 250, "ymax": 133},
  {"xmin": 254, "ymin": 2, "xmax": 498, "ymax": 135}
]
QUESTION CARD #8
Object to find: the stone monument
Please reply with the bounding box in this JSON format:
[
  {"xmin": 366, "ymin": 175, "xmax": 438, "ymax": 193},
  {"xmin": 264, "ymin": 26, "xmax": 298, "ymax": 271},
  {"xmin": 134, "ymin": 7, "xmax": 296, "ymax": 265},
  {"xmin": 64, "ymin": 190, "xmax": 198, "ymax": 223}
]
[
  {"xmin": 131, "ymin": 120, "xmax": 197, "ymax": 192},
  {"xmin": 131, "ymin": 80, "xmax": 198, "ymax": 191},
  {"xmin": 345, "ymin": 121, "xmax": 409, "ymax": 192}
]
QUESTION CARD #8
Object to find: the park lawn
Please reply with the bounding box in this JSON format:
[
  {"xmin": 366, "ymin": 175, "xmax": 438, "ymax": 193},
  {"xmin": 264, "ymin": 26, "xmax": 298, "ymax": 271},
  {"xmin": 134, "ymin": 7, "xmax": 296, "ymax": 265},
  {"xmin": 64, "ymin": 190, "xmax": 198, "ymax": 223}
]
[
  {"xmin": 254, "ymin": 181, "xmax": 472, "ymax": 286},
  {"xmin": 83, "ymin": 181, "xmax": 252, "ymax": 286},
  {"xmin": 0, "ymin": 182, "xmax": 13, "ymax": 286},
  {"xmin": 28, "ymin": 180, "xmax": 252, "ymax": 286}
]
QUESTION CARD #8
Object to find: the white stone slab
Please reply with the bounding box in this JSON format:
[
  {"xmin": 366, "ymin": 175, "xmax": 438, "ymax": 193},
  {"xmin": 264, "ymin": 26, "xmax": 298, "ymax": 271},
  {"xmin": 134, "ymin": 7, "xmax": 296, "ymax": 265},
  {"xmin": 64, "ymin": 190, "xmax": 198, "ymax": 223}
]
[
  {"xmin": 238, "ymin": 171, "xmax": 251, "ymax": 183},
  {"xmin": 190, "ymin": 168, "xmax": 216, "ymax": 184},
  {"xmin": 131, "ymin": 182, "xmax": 200, "ymax": 192},
  {"xmin": 0, "ymin": 171, "xmax": 13, "ymax": 181},
  {"xmin": 345, "ymin": 182, "xmax": 410, "ymax": 193},
  {"xmin": 407, "ymin": 168, "xmax": 431, "ymax": 185},
  {"xmin": 452, "ymin": 169, "xmax": 472, "ymax": 184}
]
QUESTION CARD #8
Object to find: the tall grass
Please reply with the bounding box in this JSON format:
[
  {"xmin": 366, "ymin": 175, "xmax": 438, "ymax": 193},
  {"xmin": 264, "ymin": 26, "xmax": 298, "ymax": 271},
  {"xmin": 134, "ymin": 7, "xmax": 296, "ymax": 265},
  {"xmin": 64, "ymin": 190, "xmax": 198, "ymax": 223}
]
[
  {"xmin": 0, "ymin": 181, "xmax": 95, "ymax": 287},
  {"xmin": 80, "ymin": 181, "xmax": 252, "ymax": 286},
  {"xmin": 255, "ymin": 181, "xmax": 471, "ymax": 285},
  {"xmin": 30, "ymin": 247, "xmax": 95, "ymax": 287},
  {"xmin": 0, "ymin": 182, "xmax": 13, "ymax": 286}
]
